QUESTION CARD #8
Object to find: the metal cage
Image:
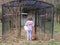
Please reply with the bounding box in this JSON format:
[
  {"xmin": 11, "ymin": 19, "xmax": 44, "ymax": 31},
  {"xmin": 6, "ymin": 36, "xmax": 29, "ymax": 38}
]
[{"xmin": 2, "ymin": 0, "xmax": 54, "ymax": 41}]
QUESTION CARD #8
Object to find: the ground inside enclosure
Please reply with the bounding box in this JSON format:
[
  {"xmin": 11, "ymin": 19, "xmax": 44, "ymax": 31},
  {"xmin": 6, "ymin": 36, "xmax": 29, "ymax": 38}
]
[{"xmin": 0, "ymin": 22, "xmax": 60, "ymax": 45}]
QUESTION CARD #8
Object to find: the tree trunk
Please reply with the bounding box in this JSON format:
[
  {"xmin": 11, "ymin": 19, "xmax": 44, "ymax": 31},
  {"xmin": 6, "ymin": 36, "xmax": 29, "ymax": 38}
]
[{"xmin": 56, "ymin": 15, "xmax": 58, "ymax": 23}]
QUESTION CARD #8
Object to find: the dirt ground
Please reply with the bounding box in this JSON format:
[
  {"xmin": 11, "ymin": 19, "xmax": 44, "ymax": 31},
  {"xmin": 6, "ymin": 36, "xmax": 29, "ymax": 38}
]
[
  {"xmin": 0, "ymin": 27, "xmax": 52, "ymax": 42},
  {"xmin": 54, "ymin": 32, "xmax": 60, "ymax": 42}
]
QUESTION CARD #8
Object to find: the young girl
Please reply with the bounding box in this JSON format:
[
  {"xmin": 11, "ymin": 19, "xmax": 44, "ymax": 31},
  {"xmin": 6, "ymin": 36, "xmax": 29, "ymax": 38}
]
[{"xmin": 25, "ymin": 17, "xmax": 34, "ymax": 41}]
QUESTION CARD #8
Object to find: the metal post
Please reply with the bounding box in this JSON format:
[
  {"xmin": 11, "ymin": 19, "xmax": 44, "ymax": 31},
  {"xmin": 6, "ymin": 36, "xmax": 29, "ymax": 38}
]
[
  {"xmin": 18, "ymin": 6, "xmax": 21, "ymax": 38},
  {"xmin": 2, "ymin": 5, "xmax": 5, "ymax": 40},
  {"xmin": 35, "ymin": 9, "xmax": 37, "ymax": 34},
  {"xmin": 51, "ymin": 6, "xmax": 54, "ymax": 39},
  {"xmin": 44, "ymin": 8, "xmax": 46, "ymax": 34},
  {"xmin": 37, "ymin": 9, "xmax": 40, "ymax": 26}
]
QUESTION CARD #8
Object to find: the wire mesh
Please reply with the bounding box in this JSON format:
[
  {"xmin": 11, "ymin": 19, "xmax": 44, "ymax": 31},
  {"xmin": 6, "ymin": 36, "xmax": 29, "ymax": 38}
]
[{"xmin": 2, "ymin": 0, "xmax": 54, "ymax": 41}]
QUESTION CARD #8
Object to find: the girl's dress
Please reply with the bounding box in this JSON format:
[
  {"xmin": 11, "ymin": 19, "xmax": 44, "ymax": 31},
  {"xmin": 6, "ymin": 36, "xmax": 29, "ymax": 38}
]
[{"xmin": 25, "ymin": 20, "xmax": 34, "ymax": 40}]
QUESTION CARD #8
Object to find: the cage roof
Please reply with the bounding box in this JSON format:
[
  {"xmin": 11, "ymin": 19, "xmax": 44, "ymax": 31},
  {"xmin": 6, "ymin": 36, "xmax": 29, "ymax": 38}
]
[{"xmin": 2, "ymin": 0, "xmax": 54, "ymax": 9}]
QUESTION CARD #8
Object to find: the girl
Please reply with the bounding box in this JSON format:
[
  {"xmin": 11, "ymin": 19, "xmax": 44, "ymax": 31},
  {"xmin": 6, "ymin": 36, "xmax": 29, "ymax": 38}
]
[{"xmin": 25, "ymin": 17, "xmax": 34, "ymax": 41}]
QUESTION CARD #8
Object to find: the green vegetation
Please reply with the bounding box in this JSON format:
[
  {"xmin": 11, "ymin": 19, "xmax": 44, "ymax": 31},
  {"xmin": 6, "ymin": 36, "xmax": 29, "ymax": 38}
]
[
  {"xmin": 55, "ymin": 2, "xmax": 60, "ymax": 23},
  {"xmin": 54, "ymin": 21, "xmax": 60, "ymax": 34}
]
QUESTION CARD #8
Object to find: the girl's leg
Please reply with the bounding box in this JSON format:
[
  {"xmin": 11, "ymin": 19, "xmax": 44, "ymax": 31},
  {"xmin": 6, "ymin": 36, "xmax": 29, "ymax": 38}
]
[
  {"xmin": 29, "ymin": 30, "xmax": 32, "ymax": 41},
  {"xmin": 27, "ymin": 31, "xmax": 30, "ymax": 41}
]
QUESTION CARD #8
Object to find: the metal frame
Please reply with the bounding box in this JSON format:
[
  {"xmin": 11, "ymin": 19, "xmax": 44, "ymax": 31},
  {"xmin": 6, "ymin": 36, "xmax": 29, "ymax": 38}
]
[{"xmin": 2, "ymin": 0, "xmax": 54, "ymax": 40}]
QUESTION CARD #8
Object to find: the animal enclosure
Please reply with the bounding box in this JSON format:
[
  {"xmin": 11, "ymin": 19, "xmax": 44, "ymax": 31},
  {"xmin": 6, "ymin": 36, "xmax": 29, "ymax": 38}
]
[{"xmin": 2, "ymin": 0, "xmax": 54, "ymax": 41}]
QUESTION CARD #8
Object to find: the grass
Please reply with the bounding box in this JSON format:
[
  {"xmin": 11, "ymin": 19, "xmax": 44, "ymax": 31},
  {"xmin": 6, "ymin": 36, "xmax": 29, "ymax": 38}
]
[
  {"xmin": 54, "ymin": 21, "xmax": 60, "ymax": 34},
  {"xmin": 0, "ymin": 21, "xmax": 60, "ymax": 45},
  {"xmin": 0, "ymin": 40, "xmax": 59, "ymax": 45}
]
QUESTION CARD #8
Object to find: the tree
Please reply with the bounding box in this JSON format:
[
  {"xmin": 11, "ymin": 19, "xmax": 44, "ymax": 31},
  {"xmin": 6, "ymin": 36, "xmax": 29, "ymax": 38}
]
[
  {"xmin": 55, "ymin": 3, "xmax": 60, "ymax": 23},
  {"xmin": 0, "ymin": 13, "xmax": 2, "ymax": 22}
]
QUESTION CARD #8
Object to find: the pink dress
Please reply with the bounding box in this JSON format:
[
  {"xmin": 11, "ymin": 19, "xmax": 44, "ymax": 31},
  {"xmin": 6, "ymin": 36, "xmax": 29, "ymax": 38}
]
[
  {"xmin": 25, "ymin": 20, "xmax": 34, "ymax": 31},
  {"xmin": 25, "ymin": 20, "xmax": 34, "ymax": 40}
]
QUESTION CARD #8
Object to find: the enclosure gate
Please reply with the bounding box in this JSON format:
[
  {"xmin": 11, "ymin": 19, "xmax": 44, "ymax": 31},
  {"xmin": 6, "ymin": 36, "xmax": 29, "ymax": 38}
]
[{"xmin": 2, "ymin": 0, "xmax": 54, "ymax": 41}]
